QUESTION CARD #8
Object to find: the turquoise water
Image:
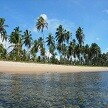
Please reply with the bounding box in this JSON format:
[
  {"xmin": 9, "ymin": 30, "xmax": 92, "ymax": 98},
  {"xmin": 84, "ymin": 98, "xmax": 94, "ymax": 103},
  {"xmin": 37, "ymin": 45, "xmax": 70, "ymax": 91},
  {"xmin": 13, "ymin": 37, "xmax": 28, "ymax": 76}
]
[{"xmin": 0, "ymin": 72, "xmax": 108, "ymax": 108}]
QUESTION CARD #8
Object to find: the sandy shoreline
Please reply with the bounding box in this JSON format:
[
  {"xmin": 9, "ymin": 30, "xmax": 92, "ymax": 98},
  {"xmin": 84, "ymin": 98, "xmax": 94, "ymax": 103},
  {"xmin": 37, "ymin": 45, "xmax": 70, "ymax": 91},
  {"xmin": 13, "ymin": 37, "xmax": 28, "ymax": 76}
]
[{"xmin": 0, "ymin": 61, "xmax": 108, "ymax": 74}]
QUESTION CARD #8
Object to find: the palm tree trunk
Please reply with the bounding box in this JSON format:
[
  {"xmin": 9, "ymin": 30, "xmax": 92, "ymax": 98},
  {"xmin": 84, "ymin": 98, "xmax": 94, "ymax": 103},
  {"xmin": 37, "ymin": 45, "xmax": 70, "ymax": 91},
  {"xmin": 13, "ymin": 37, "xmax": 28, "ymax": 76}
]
[{"xmin": 41, "ymin": 32, "xmax": 45, "ymax": 62}]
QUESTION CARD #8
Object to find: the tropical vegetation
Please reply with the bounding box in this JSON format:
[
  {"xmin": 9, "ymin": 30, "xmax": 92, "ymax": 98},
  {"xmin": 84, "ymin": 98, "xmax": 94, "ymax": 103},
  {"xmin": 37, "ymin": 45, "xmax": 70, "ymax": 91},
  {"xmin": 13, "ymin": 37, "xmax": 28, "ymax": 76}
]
[{"xmin": 0, "ymin": 17, "xmax": 108, "ymax": 66}]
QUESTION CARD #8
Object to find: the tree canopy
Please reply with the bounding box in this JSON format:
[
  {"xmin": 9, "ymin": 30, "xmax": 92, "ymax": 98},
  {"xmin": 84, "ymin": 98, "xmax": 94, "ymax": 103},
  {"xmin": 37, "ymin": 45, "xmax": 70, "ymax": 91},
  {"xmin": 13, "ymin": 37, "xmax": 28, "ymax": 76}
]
[{"xmin": 0, "ymin": 17, "xmax": 108, "ymax": 66}]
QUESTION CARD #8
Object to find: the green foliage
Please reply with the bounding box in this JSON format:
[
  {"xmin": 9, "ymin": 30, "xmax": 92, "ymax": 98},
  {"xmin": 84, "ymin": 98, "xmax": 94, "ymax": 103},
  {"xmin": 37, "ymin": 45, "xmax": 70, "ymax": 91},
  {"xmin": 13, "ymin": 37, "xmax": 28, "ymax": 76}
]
[{"xmin": 0, "ymin": 18, "xmax": 108, "ymax": 66}]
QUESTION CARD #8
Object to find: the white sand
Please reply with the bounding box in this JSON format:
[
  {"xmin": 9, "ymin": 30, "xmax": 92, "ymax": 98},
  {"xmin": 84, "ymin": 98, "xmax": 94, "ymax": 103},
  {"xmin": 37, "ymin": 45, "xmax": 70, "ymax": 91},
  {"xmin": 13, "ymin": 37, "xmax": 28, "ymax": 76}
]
[{"xmin": 0, "ymin": 61, "xmax": 108, "ymax": 74}]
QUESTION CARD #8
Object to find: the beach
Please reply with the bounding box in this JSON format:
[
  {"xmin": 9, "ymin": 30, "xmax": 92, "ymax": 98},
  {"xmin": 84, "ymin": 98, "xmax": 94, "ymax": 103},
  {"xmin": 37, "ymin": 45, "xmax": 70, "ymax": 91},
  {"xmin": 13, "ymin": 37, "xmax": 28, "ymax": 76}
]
[{"xmin": 0, "ymin": 61, "xmax": 108, "ymax": 74}]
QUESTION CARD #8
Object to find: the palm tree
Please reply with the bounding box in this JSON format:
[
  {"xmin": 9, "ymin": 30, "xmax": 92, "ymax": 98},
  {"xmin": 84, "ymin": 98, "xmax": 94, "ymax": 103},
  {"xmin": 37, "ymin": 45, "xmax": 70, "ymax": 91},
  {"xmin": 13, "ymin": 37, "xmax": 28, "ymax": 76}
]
[
  {"xmin": 97, "ymin": 53, "xmax": 107, "ymax": 66},
  {"xmin": 46, "ymin": 34, "xmax": 55, "ymax": 46},
  {"xmin": 90, "ymin": 43, "xmax": 101, "ymax": 65},
  {"xmin": 23, "ymin": 30, "xmax": 32, "ymax": 49},
  {"xmin": 68, "ymin": 39, "xmax": 76, "ymax": 63},
  {"xmin": 90, "ymin": 43, "xmax": 101, "ymax": 58},
  {"xmin": 76, "ymin": 27, "xmax": 84, "ymax": 47},
  {"xmin": 23, "ymin": 30, "xmax": 32, "ymax": 59},
  {"xmin": 55, "ymin": 25, "xmax": 65, "ymax": 45},
  {"xmin": 21, "ymin": 49, "xmax": 28, "ymax": 61},
  {"xmin": 9, "ymin": 27, "xmax": 22, "ymax": 60},
  {"xmin": 46, "ymin": 33, "xmax": 55, "ymax": 56},
  {"xmin": 55, "ymin": 25, "xmax": 66, "ymax": 62},
  {"xmin": 37, "ymin": 37, "xmax": 45, "ymax": 62},
  {"xmin": 75, "ymin": 27, "xmax": 85, "ymax": 64},
  {"xmin": 83, "ymin": 44, "xmax": 90, "ymax": 65},
  {"xmin": 56, "ymin": 25, "xmax": 72, "ymax": 48},
  {"xmin": 55, "ymin": 25, "xmax": 72, "ymax": 64},
  {"xmin": 65, "ymin": 31, "xmax": 72, "ymax": 44},
  {"xmin": 74, "ymin": 44, "xmax": 80, "ymax": 63},
  {"xmin": 0, "ymin": 18, "xmax": 8, "ymax": 42},
  {"xmin": 31, "ymin": 40, "xmax": 39, "ymax": 61},
  {"xmin": 36, "ymin": 16, "xmax": 48, "ymax": 62},
  {"xmin": 36, "ymin": 16, "xmax": 48, "ymax": 33},
  {"xmin": 62, "ymin": 43, "xmax": 67, "ymax": 63},
  {"xmin": 0, "ymin": 43, "xmax": 7, "ymax": 59}
]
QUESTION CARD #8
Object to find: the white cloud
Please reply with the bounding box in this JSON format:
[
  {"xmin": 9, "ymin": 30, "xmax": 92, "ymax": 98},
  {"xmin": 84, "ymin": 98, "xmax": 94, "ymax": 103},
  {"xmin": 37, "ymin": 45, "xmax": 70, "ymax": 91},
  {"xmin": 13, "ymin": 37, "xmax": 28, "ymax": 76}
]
[{"xmin": 40, "ymin": 14, "xmax": 48, "ymax": 21}]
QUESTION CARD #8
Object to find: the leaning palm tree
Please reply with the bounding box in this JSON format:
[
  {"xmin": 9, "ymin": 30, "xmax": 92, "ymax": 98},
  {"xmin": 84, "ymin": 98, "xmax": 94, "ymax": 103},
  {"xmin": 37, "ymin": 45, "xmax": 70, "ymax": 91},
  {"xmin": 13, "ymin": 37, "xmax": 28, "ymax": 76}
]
[
  {"xmin": 0, "ymin": 18, "xmax": 8, "ymax": 42},
  {"xmin": 36, "ymin": 16, "xmax": 48, "ymax": 62}
]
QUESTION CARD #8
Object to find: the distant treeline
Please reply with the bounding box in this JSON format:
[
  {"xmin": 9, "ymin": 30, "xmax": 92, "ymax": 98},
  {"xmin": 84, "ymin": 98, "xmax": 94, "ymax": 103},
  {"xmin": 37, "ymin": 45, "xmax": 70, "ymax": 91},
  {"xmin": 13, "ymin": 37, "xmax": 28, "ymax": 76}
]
[{"xmin": 0, "ymin": 17, "xmax": 108, "ymax": 66}]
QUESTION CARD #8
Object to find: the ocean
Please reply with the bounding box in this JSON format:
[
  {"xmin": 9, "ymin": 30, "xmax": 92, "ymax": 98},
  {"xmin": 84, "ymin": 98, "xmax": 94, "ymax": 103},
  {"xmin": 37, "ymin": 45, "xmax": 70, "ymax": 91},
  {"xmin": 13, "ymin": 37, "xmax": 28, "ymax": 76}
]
[{"xmin": 0, "ymin": 72, "xmax": 108, "ymax": 108}]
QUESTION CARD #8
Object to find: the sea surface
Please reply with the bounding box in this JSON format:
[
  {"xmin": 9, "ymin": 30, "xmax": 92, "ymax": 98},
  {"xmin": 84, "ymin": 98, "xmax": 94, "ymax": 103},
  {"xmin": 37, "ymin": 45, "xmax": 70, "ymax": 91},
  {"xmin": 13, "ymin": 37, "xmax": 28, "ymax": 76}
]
[{"xmin": 0, "ymin": 72, "xmax": 108, "ymax": 108}]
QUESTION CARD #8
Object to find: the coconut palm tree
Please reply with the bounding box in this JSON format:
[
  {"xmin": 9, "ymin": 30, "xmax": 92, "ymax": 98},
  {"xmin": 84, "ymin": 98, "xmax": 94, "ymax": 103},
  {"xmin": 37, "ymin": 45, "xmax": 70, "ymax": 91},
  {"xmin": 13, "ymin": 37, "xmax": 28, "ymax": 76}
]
[
  {"xmin": 37, "ymin": 37, "xmax": 45, "ymax": 61},
  {"xmin": 36, "ymin": 16, "xmax": 48, "ymax": 62},
  {"xmin": 83, "ymin": 44, "xmax": 90, "ymax": 65},
  {"xmin": 0, "ymin": 18, "xmax": 8, "ymax": 42},
  {"xmin": 76, "ymin": 27, "xmax": 84, "ymax": 47},
  {"xmin": 55, "ymin": 25, "xmax": 65, "ymax": 44},
  {"xmin": 65, "ymin": 31, "xmax": 72, "ymax": 44},
  {"xmin": 36, "ymin": 16, "xmax": 48, "ymax": 33},
  {"xmin": 9, "ymin": 27, "xmax": 22, "ymax": 60},
  {"xmin": 30, "ymin": 40, "xmax": 39, "ymax": 61},
  {"xmin": 90, "ymin": 43, "xmax": 101, "ymax": 65},
  {"xmin": 46, "ymin": 33, "xmax": 55, "ymax": 56},
  {"xmin": 0, "ymin": 43, "xmax": 7, "ymax": 59},
  {"xmin": 23, "ymin": 30, "xmax": 32, "ymax": 49},
  {"xmin": 75, "ymin": 27, "xmax": 85, "ymax": 64},
  {"xmin": 97, "ymin": 53, "xmax": 107, "ymax": 66},
  {"xmin": 75, "ymin": 44, "xmax": 80, "ymax": 58},
  {"xmin": 68, "ymin": 39, "xmax": 76, "ymax": 63},
  {"xmin": 46, "ymin": 34, "xmax": 55, "ymax": 46},
  {"xmin": 55, "ymin": 25, "xmax": 72, "ymax": 64},
  {"xmin": 23, "ymin": 30, "xmax": 32, "ymax": 60},
  {"xmin": 55, "ymin": 25, "xmax": 65, "ymax": 62},
  {"xmin": 90, "ymin": 43, "xmax": 101, "ymax": 58}
]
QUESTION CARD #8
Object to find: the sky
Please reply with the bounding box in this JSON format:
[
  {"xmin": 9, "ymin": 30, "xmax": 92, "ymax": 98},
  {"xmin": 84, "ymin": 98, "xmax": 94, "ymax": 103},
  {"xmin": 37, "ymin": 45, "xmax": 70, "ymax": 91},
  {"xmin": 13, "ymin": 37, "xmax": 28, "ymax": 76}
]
[{"xmin": 0, "ymin": 0, "xmax": 108, "ymax": 53}]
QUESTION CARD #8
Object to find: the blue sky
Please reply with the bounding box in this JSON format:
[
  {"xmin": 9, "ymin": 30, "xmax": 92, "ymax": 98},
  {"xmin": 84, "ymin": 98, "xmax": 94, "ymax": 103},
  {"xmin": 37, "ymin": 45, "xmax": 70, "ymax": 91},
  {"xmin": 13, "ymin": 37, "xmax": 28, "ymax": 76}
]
[{"xmin": 0, "ymin": 0, "xmax": 108, "ymax": 53}]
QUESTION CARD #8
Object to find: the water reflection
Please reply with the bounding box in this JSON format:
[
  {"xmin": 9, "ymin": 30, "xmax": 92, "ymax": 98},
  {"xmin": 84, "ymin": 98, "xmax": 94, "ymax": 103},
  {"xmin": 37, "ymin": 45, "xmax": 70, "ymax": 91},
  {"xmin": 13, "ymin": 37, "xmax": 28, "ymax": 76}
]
[{"xmin": 0, "ymin": 72, "xmax": 108, "ymax": 107}]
